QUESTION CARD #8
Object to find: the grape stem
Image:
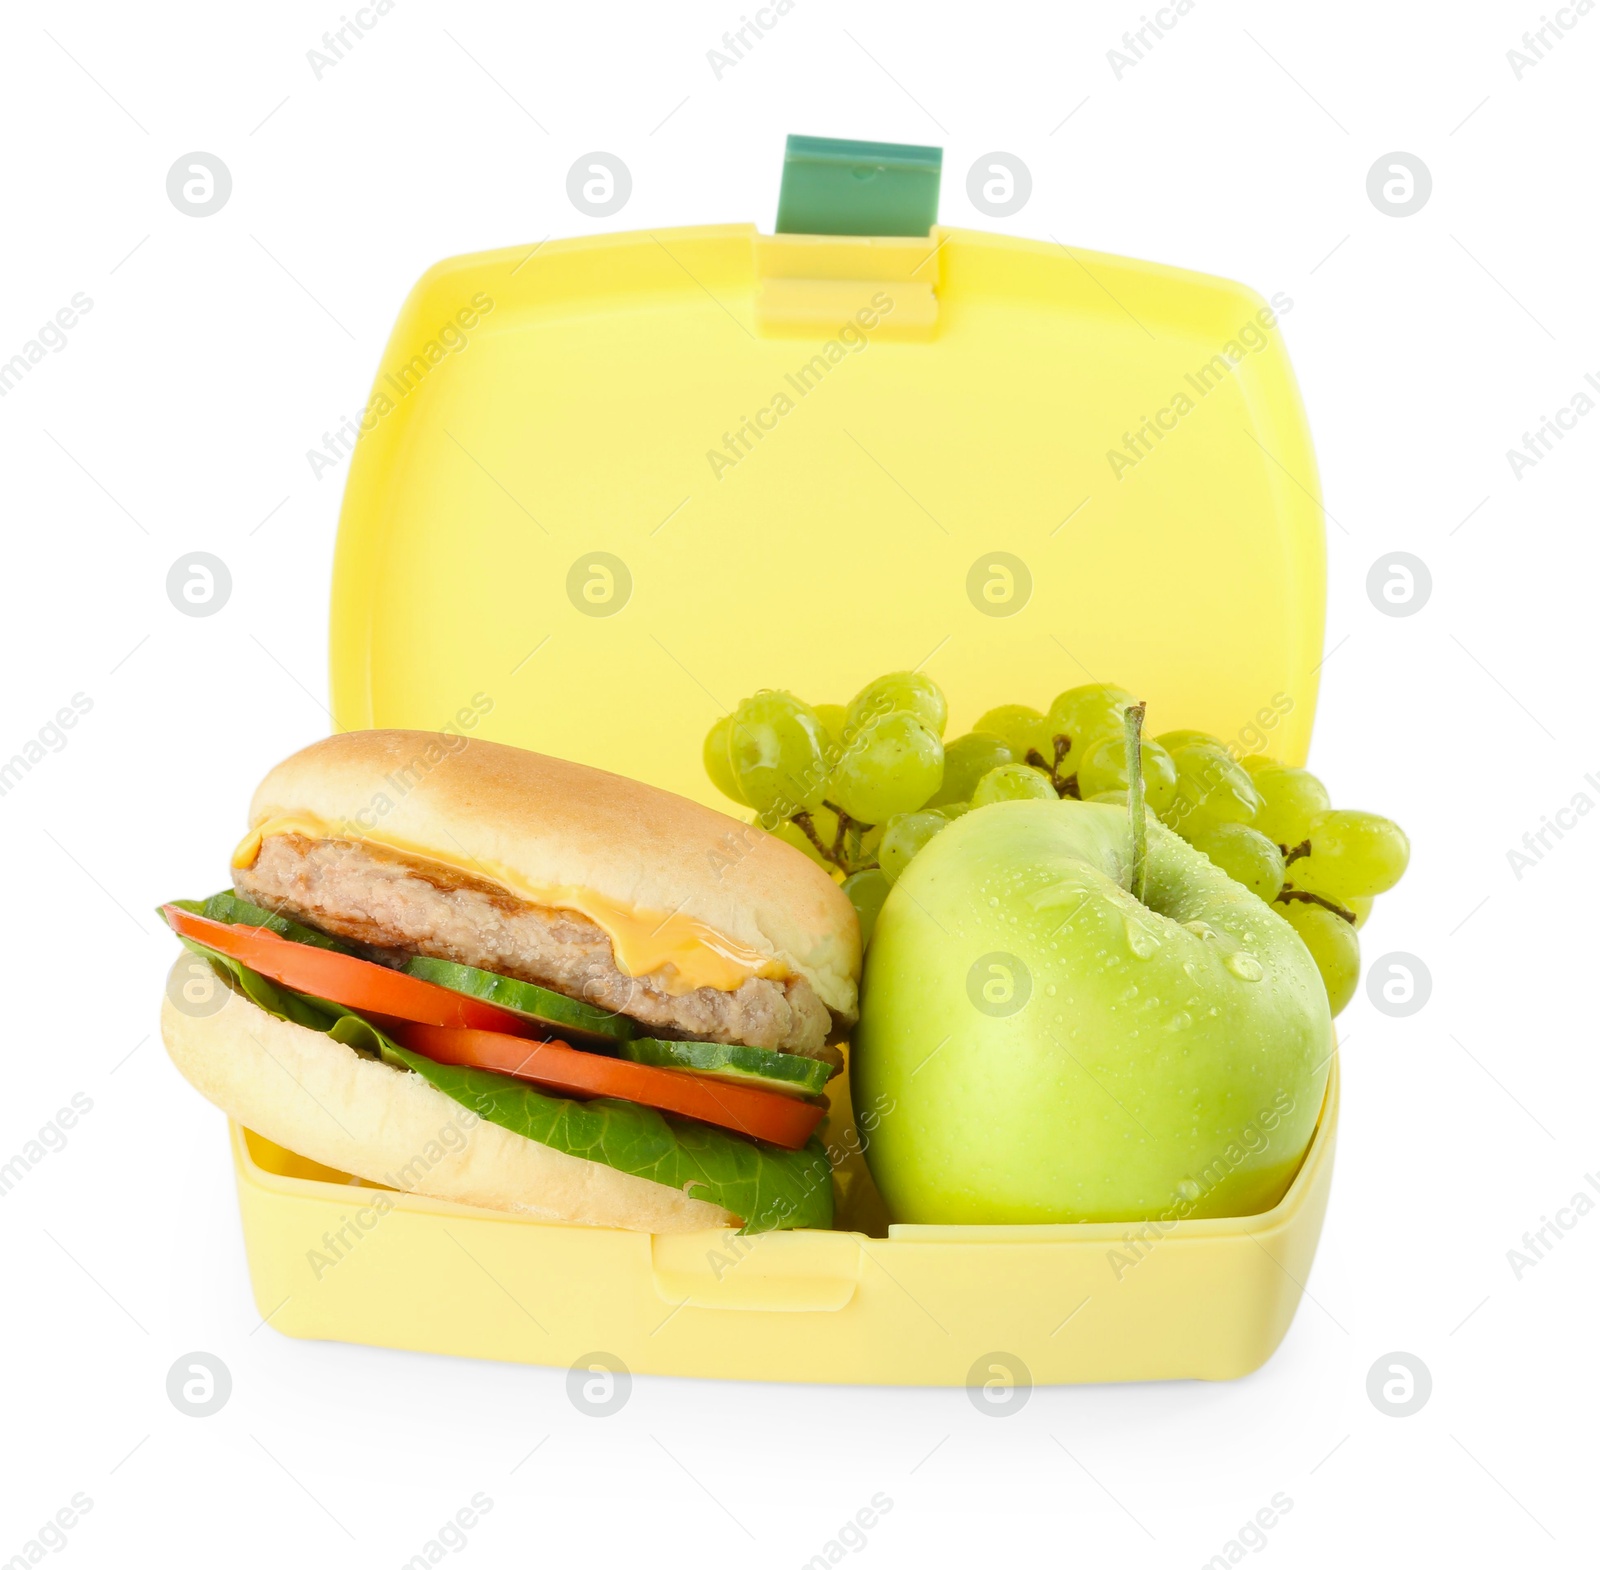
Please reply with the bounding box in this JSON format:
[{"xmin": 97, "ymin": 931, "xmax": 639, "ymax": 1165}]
[
  {"xmin": 790, "ymin": 801, "xmax": 875, "ymax": 876},
  {"xmin": 1026, "ymin": 736, "xmax": 1081, "ymax": 798},
  {"xmin": 791, "ymin": 810, "xmax": 847, "ymax": 872},
  {"xmin": 1124, "ymin": 701, "xmax": 1148, "ymax": 904},
  {"xmin": 822, "ymin": 799, "xmax": 859, "ymax": 863},
  {"xmin": 1276, "ymin": 887, "xmax": 1357, "ymax": 923},
  {"xmin": 1282, "ymin": 838, "xmax": 1311, "ymax": 867}
]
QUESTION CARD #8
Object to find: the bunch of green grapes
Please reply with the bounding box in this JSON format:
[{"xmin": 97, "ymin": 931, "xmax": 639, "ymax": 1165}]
[
  {"xmin": 1152, "ymin": 733, "xmax": 1409, "ymax": 1017},
  {"xmin": 704, "ymin": 681, "xmax": 1410, "ymax": 1019},
  {"xmin": 704, "ymin": 679, "xmax": 1161, "ymax": 942}
]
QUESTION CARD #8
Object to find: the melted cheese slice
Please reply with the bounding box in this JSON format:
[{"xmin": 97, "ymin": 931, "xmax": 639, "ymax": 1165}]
[{"xmin": 231, "ymin": 816, "xmax": 788, "ymax": 997}]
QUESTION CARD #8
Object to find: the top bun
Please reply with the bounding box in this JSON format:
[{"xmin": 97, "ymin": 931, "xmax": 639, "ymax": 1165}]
[{"xmin": 247, "ymin": 731, "xmax": 860, "ymax": 1019}]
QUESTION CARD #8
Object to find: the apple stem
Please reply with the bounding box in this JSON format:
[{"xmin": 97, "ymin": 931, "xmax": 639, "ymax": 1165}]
[{"xmin": 1124, "ymin": 702, "xmax": 1148, "ymax": 902}]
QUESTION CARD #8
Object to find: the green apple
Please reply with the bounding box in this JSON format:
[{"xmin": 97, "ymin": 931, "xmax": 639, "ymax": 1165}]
[{"xmin": 852, "ymin": 800, "xmax": 1332, "ymax": 1224}]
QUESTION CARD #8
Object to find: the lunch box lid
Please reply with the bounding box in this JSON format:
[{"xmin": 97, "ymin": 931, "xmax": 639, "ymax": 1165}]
[{"xmin": 329, "ymin": 139, "xmax": 1325, "ymax": 792}]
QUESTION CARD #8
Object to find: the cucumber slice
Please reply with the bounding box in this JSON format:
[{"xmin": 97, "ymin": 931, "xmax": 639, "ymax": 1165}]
[
  {"xmin": 402, "ymin": 956, "xmax": 635, "ymax": 1047},
  {"xmin": 618, "ymin": 1037, "xmax": 833, "ymax": 1098},
  {"xmin": 179, "ymin": 891, "xmax": 358, "ymax": 953}
]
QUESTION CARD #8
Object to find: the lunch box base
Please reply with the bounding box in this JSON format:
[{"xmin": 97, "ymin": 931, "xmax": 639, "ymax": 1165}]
[{"xmin": 230, "ymin": 1058, "xmax": 1337, "ymax": 1386}]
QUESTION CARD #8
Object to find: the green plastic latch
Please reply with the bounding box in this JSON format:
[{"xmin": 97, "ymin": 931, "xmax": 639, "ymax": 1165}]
[{"xmin": 775, "ymin": 134, "xmax": 942, "ymax": 238}]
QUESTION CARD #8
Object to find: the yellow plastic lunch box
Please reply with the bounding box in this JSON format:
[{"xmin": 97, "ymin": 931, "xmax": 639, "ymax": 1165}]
[{"xmin": 232, "ymin": 137, "xmax": 1335, "ymax": 1384}]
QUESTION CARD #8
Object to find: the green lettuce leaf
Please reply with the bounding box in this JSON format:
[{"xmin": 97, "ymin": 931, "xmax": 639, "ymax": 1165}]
[{"xmin": 174, "ymin": 931, "xmax": 834, "ymax": 1232}]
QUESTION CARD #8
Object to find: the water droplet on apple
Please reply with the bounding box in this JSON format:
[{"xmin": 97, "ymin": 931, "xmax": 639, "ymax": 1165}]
[
  {"xmin": 1225, "ymin": 951, "xmax": 1264, "ymax": 982},
  {"xmin": 1176, "ymin": 1179, "xmax": 1201, "ymax": 1201},
  {"xmin": 1165, "ymin": 1011, "xmax": 1192, "ymax": 1032},
  {"xmin": 1183, "ymin": 920, "xmax": 1219, "ymax": 943},
  {"xmin": 1124, "ymin": 917, "xmax": 1160, "ymax": 959}
]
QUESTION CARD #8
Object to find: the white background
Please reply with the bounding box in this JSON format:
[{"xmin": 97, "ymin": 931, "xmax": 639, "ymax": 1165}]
[{"xmin": 1, "ymin": 1, "xmax": 1594, "ymax": 1565}]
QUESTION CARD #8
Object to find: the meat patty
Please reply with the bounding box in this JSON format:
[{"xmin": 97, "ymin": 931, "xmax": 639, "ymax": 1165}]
[{"xmin": 236, "ymin": 835, "xmax": 841, "ymax": 1068}]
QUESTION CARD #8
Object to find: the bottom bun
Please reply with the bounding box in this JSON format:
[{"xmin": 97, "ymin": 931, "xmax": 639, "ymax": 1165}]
[{"xmin": 160, "ymin": 957, "xmax": 736, "ymax": 1233}]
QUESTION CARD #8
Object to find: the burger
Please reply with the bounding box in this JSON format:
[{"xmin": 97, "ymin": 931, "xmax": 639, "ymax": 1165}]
[{"xmin": 159, "ymin": 730, "xmax": 860, "ymax": 1233}]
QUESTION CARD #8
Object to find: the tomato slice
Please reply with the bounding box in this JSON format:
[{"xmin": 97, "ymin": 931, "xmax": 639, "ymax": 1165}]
[
  {"xmin": 163, "ymin": 905, "xmax": 538, "ymax": 1038},
  {"xmin": 385, "ymin": 1020, "xmax": 827, "ymax": 1151}
]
